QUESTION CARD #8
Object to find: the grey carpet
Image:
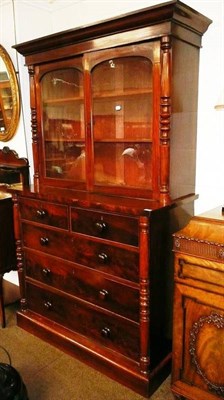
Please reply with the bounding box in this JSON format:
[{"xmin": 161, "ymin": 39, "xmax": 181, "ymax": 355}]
[{"xmin": 0, "ymin": 303, "xmax": 174, "ymax": 399}]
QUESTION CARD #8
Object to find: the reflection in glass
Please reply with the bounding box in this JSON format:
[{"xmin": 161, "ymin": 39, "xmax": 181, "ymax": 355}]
[
  {"xmin": 41, "ymin": 68, "xmax": 85, "ymax": 181},
  {"xmin": 0, "ymin": 70, "xmax": 11, "ymax": 131},
  {"xmin": 94, "ymin": 142, "xmax": 152, "ymax": 187},
  {"xmin": 92, "ymin": 56, "xmax": 153, "ymax": 189}
]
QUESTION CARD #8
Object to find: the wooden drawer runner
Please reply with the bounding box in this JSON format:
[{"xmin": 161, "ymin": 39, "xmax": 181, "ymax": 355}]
[
  {"xmin": 71, "ymin": 207, "xmax": 138, "ymax": 246},
  {"xmin": 26, "ymin": 282, "xmax": 140, "ymax": 361},
  {"xmin": 24, "ymin": 249, "xmax": 139, "ymax": 321},
  {"xmin": 19, "ymin": 197, "xmax": 68, "ymax": 229},
  {"xmin": 22, "ymin": 223, "xmax": 139, "ymax": 282}
]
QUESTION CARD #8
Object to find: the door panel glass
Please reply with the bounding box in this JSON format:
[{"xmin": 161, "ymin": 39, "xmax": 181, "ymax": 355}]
[
  {"xmin": 92, "ymin": 56, "xmax": 153, "ymax": 189},
  {"xmin": 94, "ymin": 142, "xmax": 152, "ymax": 188},
  {"xmin": 41, "ymin": 68, "xmax": 85, "ymax": 181}
]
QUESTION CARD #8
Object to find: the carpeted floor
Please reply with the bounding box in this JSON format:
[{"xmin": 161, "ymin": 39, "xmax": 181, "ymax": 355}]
[{"xmin": 0, "ymin": 303, "xmax": 174, "ymax": 400}]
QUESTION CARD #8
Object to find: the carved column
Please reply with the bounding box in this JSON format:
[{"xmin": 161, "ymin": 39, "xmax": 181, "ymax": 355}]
[
  {"xmin": 139, "ymin": 215, "xmax": 150, "ymax": 374},
  {"xmin": 28, "ymin": 65, "xmax": 39, "ymax": 192},
  {"xmin": 160, "ymin": 36, "xmax": 171, "ymax": 205},
  {"xmin": 12, "ymin": 193, "xmax": 27, "ymax": 311}
]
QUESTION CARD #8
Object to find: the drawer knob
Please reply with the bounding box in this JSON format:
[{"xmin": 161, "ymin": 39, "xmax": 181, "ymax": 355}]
[
  {"xmin": 95, "ymin": 221, "xmax": 107, "ymax": 233},
  {"xmin": 36, "ymin": 209, "xmax": 47, "ymax": 218},
  {"xmin": 44, "ymin": 301, "xmax": 52, "ymax": 310},
  {"xmin": 101, "ymin": 327, "xmax": 111, "ymax": 339},
  {"xmin": 42, "ymin": 268, "xmax": 51, "ymax": 276},
  {"xmin": 40, "ymin": 237, "xmax": 49, "ymax": 246},
  {"xmin": 98, "ymin": 252, "xmax": 108, "ymax": 263},
  {"xmin": 99, "ymin": 289, "xmax": 108, "ymax": 300}
]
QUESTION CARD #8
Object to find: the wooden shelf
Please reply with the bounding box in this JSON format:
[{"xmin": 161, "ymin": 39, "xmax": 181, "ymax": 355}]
[
  {"xmin": 43, "ymin": 96, "xmax": 84, "ymax": 105},
  {"xmin": 44, "ymin": 138, "xmax": 85, "ymax": 142},
  {"xmin": 93, "ymin": 88, "xmax": 152, "ymax": 100},
  {"xmin": 93, "ymin": 138, "xmax": 152, "ymax": 143}
]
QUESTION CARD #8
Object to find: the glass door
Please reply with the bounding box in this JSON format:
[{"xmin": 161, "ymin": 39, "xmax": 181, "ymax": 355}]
[
  {"xmin": 91, "ymin": 48, "xmax": 153, "ymax": 195},
  {"xmin": 40, "ymin": 64, "xmax": 85, "ymax": 185}
]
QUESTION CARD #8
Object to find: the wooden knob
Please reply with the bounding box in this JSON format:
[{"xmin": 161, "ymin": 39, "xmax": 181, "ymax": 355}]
[
  {"xmin": 98, "ymin": 253, "xmax": 108, "ymax": 263},
  {"xmin": 95, "ymin": 221, "xmax": 107, "ymax": 233},
  {"xmin": 40, "ymin": 237, "xmax": 49, "ymax": 246},
  {"xmin": 101, "ymin": 327, "xmax": 111, "ymax": 338},
  {"xmin": 44, "ymin": 301, "xmax": 52, "ymax": 310},
  {"xmin": 99, "ymin": 289, "xmax": 108, "ymax": 300},
  {"xmin": 36, "ymin": 209, "xmax": 46, "ymax": 218},
  {"xmin": 42, "ymin": 268, "xmax": 51, "ymax": 276}
]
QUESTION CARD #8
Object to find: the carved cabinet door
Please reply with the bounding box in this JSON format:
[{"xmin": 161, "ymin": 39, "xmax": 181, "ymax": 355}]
[{"xmin": 172, "ymin": 281, "xmax": 224, "ymax": 400}]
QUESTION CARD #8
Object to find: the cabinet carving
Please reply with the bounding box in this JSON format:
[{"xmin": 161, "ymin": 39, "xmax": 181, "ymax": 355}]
[
  {"xmin": 172, "ymin": 206, "xmax": 224, "ymax": 400},
  {"xmin": 12, "ymin": 1, "xmax": 211, "ymax": 396}
]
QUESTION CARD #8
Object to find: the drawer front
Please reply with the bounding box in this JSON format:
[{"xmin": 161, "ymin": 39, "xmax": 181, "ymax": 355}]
[
  {"xmin": 176, "ymin": 255, "xmax": 224, "ymax": 290},
  {"xmin": 26, "ymin": 282, "xmax": 140, "ymax": 361},
  {"xmin": 19, "ymin": 197, "xmax": 68, "ymax": 229},
  {"xmin": 22, "ymin": 223, "xmax": 139, "ymax": 282},
  {"xmin": 71, "ymin": 207, "xmax": 138, "ymax": 246},
  {"xmin": 25, "ymin": 250, "xmax": 139, "ymax": 321}
]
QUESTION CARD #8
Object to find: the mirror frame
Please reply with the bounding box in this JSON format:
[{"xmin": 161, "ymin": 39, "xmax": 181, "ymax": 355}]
[{"xmin": 0, "ymin": 45, "xmax": 20, "ymax": 142}]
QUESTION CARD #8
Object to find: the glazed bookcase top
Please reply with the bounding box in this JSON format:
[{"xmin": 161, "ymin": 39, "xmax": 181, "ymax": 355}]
[{"xmin": 13, "ymin": 0, "xmax": 211, "ymax": 206}]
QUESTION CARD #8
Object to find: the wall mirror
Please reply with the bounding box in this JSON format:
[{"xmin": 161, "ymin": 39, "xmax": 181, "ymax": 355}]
[{"xmin": 0, "ymin": 45, "xmax": 20, "ymax": 142}]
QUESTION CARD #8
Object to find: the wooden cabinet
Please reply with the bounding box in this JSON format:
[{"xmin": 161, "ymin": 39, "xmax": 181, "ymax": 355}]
[
  {"xmin": 0, "ymin": 193, "xmax": 15, "ymax": 275},
  {"xmin": 12, "ymin": 1, "xmax": 211, "ymax": 397},
  {"xmin": 0, "ymin": 193, "xmax": 15, "ymax": 327},
  {"xmin": 0, "ymin": 147, "xmax": 29, "ymax": 327},
  {"xmin": 172, "ymin": 206, "xmax": 224, "ymax": 400}
]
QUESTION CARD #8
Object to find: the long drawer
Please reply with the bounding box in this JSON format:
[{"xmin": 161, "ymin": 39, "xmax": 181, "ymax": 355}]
[
  {"xmin": 24, "ymin": 249, "xmax": 139, "ymax": 321},
  {"xmin": 26, "ymin": 281, "xmax": 140, "ymax": 361},
  {"xmin": 22, "ymin": 223, "xmax": 139, "ymax": 282},
  {"xmin": 19, "ymin": 197, "xmax": 68, "ymax": 229},
  {"xmin": 71, "ymin": 207, "xmax": 138, "ymax": 246}
]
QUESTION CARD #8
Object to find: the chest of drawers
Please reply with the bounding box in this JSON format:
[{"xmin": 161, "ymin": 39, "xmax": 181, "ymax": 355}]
[
  {"xmin": 172, "ymin": 206, "xmax": 224, "ymax": 400},
  {"xmin": 12, "ymin": 188, "xmax": 188, "ymax": 396}
]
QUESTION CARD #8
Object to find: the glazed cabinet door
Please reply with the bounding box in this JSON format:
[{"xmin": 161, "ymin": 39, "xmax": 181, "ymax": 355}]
[
  {"xmin": 86, "ymin": 42, "xmax": 159, "ymax": 197},
  {"xmin": 37, "ymin": 58, "xmax": 85, "ymax": 188}
]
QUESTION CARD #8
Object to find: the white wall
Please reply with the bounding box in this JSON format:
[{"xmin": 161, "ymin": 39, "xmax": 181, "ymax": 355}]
[{"xmin": 1, "ymin": 0, "xmax": 224, "ymax": 216}]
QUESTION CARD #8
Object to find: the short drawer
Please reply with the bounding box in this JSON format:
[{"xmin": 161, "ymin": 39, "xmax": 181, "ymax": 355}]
[
  {"xmin": 19, "ymin": 197, "xmax": 68, "ymax": 229},
  {"xmin": 71, "ymin": 207, "xmax": 138, "ymax": 246},
  {"xmin": 26, "ymin": 282, "xmax": 140, "ymax": 361},
  {"xmin": 24, "ymin": 249, "xmax": 139, "ymax": 321},
  {"xmin": 176, "ymin": 255, "xmax": 224, "ymax": 289},
  {"xmin": 22, "ymin": 223, "xmax": 139, "ymax": 282}
]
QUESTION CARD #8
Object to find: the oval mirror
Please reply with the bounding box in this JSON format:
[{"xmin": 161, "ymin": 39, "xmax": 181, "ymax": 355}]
[{"xmin": 0, "ymin": 45, "xmax": 20, "ymax": 141}]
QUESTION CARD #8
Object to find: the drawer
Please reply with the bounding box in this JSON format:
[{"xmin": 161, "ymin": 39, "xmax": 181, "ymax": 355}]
[
  {"xmin": 19, "ymin": 197, "xmax": 68, "ymax": 229},
  {"xmin": 26, "ymin": 282, "xmax": 140, "ymax": 361},
  {"xmin": 22, "ymin": 223, "xmax": 139, "ymax": 282},
  {"xmin": 176, "ymin": 255, "xmax": 224, "ymax": 290},
  {"xmin": 24, "ymin": 249, "xmax": 139, "ymax": 321},
  {"xmin": 71, "ymin": 207, "xmax": 138, "ymax": 246}
]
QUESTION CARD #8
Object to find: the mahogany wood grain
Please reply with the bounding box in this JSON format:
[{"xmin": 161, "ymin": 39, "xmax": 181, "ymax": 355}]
[
  {"xmin": 26, "ymin": 281, "xmax": 139, "ymax": 360},
  {"xmin": 24, "ymin": 248, "xmax": 139, "ymax": 321},
  {"xmin": 71, "ymin": 206, "xmax": 138, "ymax": 245},
  {"xmin": 21, "ymin": 222, "xmax": 139, "ymax": 282},
  {"xmin": 19, "ymin": 197, "xmax": 68, "ymax": 229}
]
